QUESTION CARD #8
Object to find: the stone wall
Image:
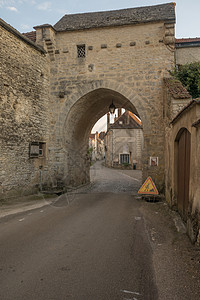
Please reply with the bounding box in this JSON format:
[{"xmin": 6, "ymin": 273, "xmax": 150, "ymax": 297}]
[
  {"xmin": 176, "ymin": 47, "xmax": 200, "ymax": 65},
  {"xmin": 0, "ymin": 21, "xmax": 49, "ymax": 199},
  {"xmin": 35, "ymin": 20, "xmax": 175, "ymax": 192}
]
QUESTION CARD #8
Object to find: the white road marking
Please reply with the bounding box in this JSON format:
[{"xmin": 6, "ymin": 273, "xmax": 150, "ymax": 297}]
[
  {"xmin": 40, "ymin": 210, "xmax": 44, "ymax": 213},
  {"xmin": 120, "ymin": 173, "xmax": 140, "ymax": 182},
  {"xmin": 135, "ymin": 217, "xmax": 141, "ymax": 221},
  {"xmin": 121, "ymin": 290, "xmax": 141, "ymax": 295},
  {"xmin": 19, "ymin": 218, "xmax": 25, "ymax": 222}
]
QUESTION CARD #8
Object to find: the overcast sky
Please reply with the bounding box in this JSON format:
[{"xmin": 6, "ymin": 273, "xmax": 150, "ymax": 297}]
[
  {"xmin": 0, "ymin": 0, "xmax": 199, "ymax": 37},
  {"xmin": 1, "ymin": 0, "xmax": 199, "ymax": 133}
]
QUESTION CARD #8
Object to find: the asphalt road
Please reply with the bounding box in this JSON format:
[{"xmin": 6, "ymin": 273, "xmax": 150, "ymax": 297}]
[{"xmin": 0, "ymin": 161, "xmax": 200, "ymax": 300}]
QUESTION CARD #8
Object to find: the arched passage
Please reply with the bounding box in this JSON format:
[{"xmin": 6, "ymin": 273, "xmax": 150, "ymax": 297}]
[
  {"xmin": 62, "ymin": 88, "xmax": 142, "ymax": 186},
  {"xmin": 50, "ymin": 80, "xmax": 165, "ymax": 192},
  {"xmin": 175, "ymin": 128, "xmax": 191, "ymax": 221}
]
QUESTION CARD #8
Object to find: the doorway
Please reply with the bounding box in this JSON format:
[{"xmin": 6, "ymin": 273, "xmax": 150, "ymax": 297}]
[{"xmin": 175, "ymin": 128, "xmax": 191, "ymax": 221}]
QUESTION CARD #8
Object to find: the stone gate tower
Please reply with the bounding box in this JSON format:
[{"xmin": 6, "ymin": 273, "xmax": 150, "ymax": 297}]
[{"xmin": 0, "ymin": 3, "xmax": 176, "ymax": 198}]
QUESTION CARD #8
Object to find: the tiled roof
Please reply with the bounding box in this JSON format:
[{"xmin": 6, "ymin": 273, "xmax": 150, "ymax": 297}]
[
  {"xmin": 109, "ymin": 111, "xmax": 142, "ymax": 130},
  {"xmin": 129, "ymin": 112, "xmax": 142, "ymax": 126},
  {"xmin": 163, "ymin": 78, "xmax": 191, "ymax": 99},
  {"xmin": 54, "ymin": 3, "xmax": 175, "ymax": 32},
  {"xmin": 22, "ymin": 31, "xmax": 36, "ymax": 43},
  {"xmin": 176, "ymin": 38, "xmax": 200, "ymax": 43}
]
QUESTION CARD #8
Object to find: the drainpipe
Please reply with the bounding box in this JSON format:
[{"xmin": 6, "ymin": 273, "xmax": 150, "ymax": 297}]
[
  {"xmin": 175, "ymin": 46, "xmax": 178, "ymax": 70},
  {"xmin": 39, "ymin": 165, "xmax": 43, "ymax": 191},
  {"xmin": 112, "ymin": 129, "xmax": 114, "ymax": 167}
]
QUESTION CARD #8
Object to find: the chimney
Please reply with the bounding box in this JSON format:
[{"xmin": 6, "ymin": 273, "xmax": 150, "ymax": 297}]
[
  {"xmin": 107, "ymin": 112, "xmax": 110, "ymax": 129},
  {"xmin": 118, "ymin": 108, "xmax": 122, "ymax": 117}
]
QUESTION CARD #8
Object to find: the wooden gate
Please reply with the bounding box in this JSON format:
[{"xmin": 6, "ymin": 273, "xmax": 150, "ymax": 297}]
[{"xmin": 177, "ymin": 129, "xmax": 191, "ymax": 221}]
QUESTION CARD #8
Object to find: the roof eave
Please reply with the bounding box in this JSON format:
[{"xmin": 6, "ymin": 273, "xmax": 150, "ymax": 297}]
[
  {"xmin": 55, "ymin": 18, "xmax": 175, "ymax": 33},
  {"xmin": 171, "ymin": 99, "xmax": 200, "ymax": 125},
  {"xmin": 0, "ymin": 18, "xmax": 45, "ymax": 54}
]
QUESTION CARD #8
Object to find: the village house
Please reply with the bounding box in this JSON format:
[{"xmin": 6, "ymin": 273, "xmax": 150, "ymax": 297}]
[
  {"xmin": 89, "ymin": 132, "xmax": 105, "ymax": 161},
  {"xmin": 165, "ymin": 99, "xmax": 200, "ymax": 244},
  {"xmin": 105, "ymin": 109, "xmax": 143, "ymax": 169},
  {"xmin": 175, "ymin": 37, "xmax": 200, "ymax": 65}
]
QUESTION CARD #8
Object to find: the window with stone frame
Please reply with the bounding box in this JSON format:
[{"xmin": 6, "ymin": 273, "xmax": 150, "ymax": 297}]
[
  {"xmin": 120, "ymin": 153, "xmax": 130, "ymax": 164},
  {"xmin": 29, "ymin": 142, "xmax": 46, "ymax": 158},
  {"xmin": 77, "ymin": 44, "xmax": 86, "ymax": 58}
]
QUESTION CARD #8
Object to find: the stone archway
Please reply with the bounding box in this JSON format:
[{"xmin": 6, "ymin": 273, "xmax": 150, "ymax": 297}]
[
  {"xmin": 62, "ymin": 87, "xmax": 143, "ymax": 186},
  {"xmin": 49, "ymin": 79, "xmax": 165, "ymax": 191}
]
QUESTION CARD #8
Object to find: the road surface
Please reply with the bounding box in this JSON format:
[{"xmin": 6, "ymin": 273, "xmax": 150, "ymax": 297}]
[{"xmin": 0, "ymin": 161, "xmax": 200, "ymax": 300}]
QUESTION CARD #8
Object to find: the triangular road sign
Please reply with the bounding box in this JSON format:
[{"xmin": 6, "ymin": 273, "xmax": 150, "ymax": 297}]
[{"xmin": 138, "ymin": 176, "xmax": 159, "ymax": 195}]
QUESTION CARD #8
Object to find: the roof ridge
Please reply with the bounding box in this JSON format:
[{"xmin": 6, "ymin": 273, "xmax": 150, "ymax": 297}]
[
  {"xmin": 60, "ymin": 3, "xmax": 175, "ymax": 18},
  {"xmin": 53, "ymin": 3, "xmax": 175, "ymax": 32}
]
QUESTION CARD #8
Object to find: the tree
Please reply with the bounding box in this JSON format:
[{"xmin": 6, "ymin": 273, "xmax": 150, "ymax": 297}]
[{"xmin": 171, "ymin": 62, "xmax": 200, "ymax": 98}]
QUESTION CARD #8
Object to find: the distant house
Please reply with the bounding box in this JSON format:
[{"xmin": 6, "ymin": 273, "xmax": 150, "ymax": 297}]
[
  {"xmin": 89, "ymin": 131, "xmax": 105, "ymax": 161},
  {"xmin": 105, "ymin": 109, "xmax": 144, "ymax": 169},
  {"xmin": 175, "ymin": 38, "xmax": 200, "ymax": 65}
]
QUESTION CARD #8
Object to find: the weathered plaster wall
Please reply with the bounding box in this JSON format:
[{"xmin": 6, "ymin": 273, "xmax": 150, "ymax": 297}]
[
  {"xmin": 165, "ymin": 103, "xmax": 200, "ymax": 244},
  {"xmin": 105, "ymin": 128, "xmax": 143, "ymax": 169},
  {"xmin": 38, "ymin": 21, "xmax": 175, "ymax": 192},
  {"xmin": 0, "ymin": 24, "xmax": 49, "ymax": 199}
]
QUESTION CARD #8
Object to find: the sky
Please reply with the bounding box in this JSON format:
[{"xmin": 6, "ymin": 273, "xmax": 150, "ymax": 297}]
[
  {"xmin": 1, "ymin": 0, "xmax": 199, "ymax": 133},
  {"xmin": 0, "ymin": 0, "xmax": 200, "ymax": 38}
]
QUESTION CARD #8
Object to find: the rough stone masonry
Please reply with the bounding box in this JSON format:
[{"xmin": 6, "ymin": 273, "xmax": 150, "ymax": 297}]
[{"xmin": 0, "ymin": 3, "xmax": 183, "ymax": 199}]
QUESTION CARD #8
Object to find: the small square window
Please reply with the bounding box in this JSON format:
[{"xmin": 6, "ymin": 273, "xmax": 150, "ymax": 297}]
[
  {"xmin": 29, "ymin": 142, "xmax": 46, "ymax": 158},
  {"xmin": 77, "ymin": 44, "xmax": 86, "ymax": 58}
]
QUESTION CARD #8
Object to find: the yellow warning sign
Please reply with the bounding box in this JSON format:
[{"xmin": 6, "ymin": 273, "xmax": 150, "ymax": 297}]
[{"xmin": 138, "ymin": 176, "xmax": 159, "ymax": 195}]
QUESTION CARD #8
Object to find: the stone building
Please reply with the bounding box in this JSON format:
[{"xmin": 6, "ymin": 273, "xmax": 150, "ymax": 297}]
[
  {"xmin": 1, "ymin": 3, "xmax": 178, "ymax": 198},
  {"xmin": 105, "ymin": 110, "xmax": 143, "ymax": 169},
  {"xmin": 163, "ymin": 42, "xmax": 200, "ymax": 244},
  {"xmin": 89, "ymin": 132, "xmax": 105, "ymax": 161},
  {"xmin": 165, "ymin": 99, "xmax": 200, "ymax": 244},
  {"xmin": 0, "ymin": 18, "xmax": 49, "ymax": 199}
]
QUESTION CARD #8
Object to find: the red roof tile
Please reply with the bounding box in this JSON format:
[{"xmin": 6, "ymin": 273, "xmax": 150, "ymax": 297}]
[
  {"xmin": 176, "ymin": 38, "xmax": 200, "ymax": 43},
  {"xmin": 109, "ymin": 110, "xmax": 142, "ymax": 129},
  {"xmin": 22, "ymin": 31, "xmax": 36, "ymax": 43}
]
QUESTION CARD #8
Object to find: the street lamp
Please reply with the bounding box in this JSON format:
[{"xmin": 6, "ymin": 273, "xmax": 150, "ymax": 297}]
[{"xmin": 109, "ymin": 101, "xmax": 116, "ymax": 114}]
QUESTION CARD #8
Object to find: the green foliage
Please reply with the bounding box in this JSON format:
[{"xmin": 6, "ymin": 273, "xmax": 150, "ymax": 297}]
[
  {"xmin": 122, "ymin": 162, "xmax": 130, "ymax": 167},
  {"xmin": 171, "ymin": 62, "xmax": 200, "ymax": 98},
  {"xmin": 87, "ymin": 147, "xmax": 93, "ymax": 154}
]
